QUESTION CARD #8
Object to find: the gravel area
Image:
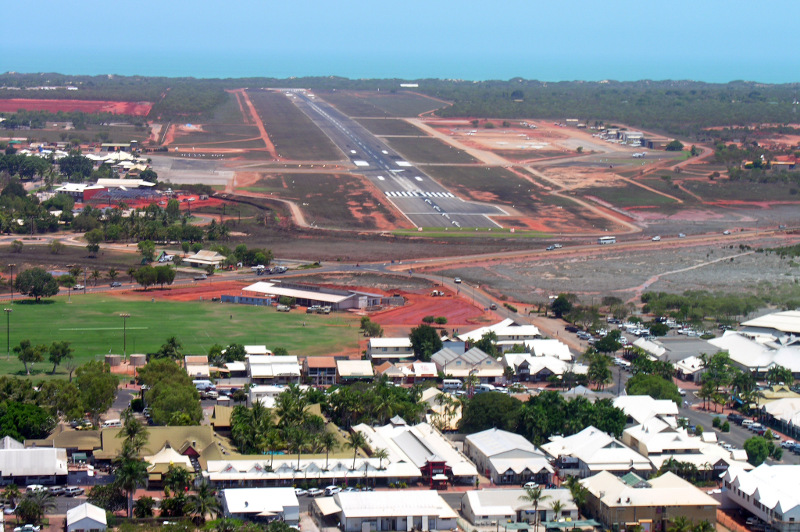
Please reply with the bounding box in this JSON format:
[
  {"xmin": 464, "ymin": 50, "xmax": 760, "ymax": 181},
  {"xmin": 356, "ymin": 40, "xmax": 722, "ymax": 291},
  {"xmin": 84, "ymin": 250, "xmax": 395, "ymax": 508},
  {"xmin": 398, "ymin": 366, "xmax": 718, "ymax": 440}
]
[{"xmin": 442, "ymin": 235, "xmax": 800, "ymax": 305}]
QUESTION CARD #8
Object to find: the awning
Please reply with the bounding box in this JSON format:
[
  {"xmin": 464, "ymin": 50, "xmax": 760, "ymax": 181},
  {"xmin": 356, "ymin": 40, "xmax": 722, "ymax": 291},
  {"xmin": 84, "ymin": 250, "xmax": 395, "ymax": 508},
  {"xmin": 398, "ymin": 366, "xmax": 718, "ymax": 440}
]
[
  {"xmin": 315, "ymin": 497, "xmax": 342, "ymax": 516},
  {"xmin": 542, "ymin": 520, "xmax": 601, "ymax": 529},
  {"xmin": 72, "ymin": 452, "xmax": 88, "ymax": 462}
]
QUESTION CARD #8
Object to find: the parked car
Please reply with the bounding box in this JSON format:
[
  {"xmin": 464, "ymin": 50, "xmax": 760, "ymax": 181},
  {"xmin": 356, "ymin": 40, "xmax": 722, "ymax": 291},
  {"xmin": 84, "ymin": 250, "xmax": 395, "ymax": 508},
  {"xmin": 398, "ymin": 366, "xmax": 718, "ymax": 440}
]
[
  {"xmin": 781, "ymin": 440, "xmax": 796, "ymax": 449},
  {"xmin": 307, "ymin": 488, "xmax": 324, "ymax": 497},
  {"xmin": 64, "ymin": 487, "xmax": 84, "ymax": 497},
  {"xmin": 293, "ymin": 488, "xmax": 308, "ymax": 497},
  {"xmin": 523, "ymin": 482, "xmax": 539, "ymax": 489},
  {"xmin": 110, "ymin": 281, "xmax": 122, "ymax": 288},
  {"xmin": 13, "ymin": 525, "xmax": 41, "ymax": 532},
  {"xmin": 48, "ymin": 486, "xmax": 65, "ymax": 496},
  {"xmin": 73, "ymin": 284, "xmax": 85, "ymax": 290},
  {"xmin": 194, "ymin": 274, "xmax": 207, "ymax": 281},
  {"xmin": 727, "ymin": 413, "xmax": 744, "ymax": 424},
  {"xmin": 324, "ymin": 485, "xmax": 341, "ymax": 496},
  {"xmin": 25, "ymin": 485, "xmax": 45, "ymax": 494},
  {"xmin": 546, "ymin": 245, "xmax": 556, "ymax": 251}
]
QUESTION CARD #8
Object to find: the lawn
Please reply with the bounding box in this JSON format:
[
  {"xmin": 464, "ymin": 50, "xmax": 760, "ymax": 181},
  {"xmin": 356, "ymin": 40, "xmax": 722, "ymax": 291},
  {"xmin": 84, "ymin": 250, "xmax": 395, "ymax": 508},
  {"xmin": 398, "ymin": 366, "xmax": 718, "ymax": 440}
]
[
  {"xmin": 245, "ymin": 173, "xmax": 399, "ymax": 229},
  {"xmin": 318, "ymin": 91, "xmax": 442, "ymax": 117},
  {"xmin": 246, "ymin": 90, "xmax": 342, "ymax": 161},
  {"xmin": 384, "ymin": 137, "xmax": 478, "ymax": 165},
  {"xmin": 356, "ymin": 118, "xmax": 425, "ymax": 136},
  {"xmin": 0, "ymin": 124, "xmax": 151, "ymax": 144},
  {"xmin": 0, "ymin": 294, "xmax": 359, "ymax": 379}
]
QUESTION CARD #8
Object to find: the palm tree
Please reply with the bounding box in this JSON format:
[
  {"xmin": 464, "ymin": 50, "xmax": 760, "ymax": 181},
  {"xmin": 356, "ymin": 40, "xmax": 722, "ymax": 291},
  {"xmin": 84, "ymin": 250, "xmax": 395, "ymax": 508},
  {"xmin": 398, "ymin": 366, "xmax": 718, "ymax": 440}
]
[
  {"xmin": 91, "ymin": 269, "xmax": 101, "ymax": 286},
  {"xmin": 668, "ymin": 516, "xmax": 693, "ymax": 532},
  {"xmin": 108, "ymin": 268, "xmax": 119, "ymax": 282},
  {"xmin": 692, "ymin": 521, "xmax": 714, "ymax": 532},
  {"xmin": 118, "ymin": 409, "xmax": 148, "ymax": 454},
  {"xmin": 347, "ymin": 431, "xmax": 367, "ymax": 470},
  {"xmin": 374, "ymin": 447, "xmax": 389, "ymax": 470},
  {"xmin": 113, "ymin": 453, "xmax": 150, "ymax": 518},
  {"xmin": 127, "ymin": 266, "xmax": 137, "ymax": 283},
  {"xmin": 319, "ymin": 431, "xmax": 338, "ymax": 471},
  {"xmin": 186, "ymin": 481, "xmax": 222, "ymax": 524},
  {"xmin": 549, "ymin": 499, "xmax": 564, "ymax": 523},
  {"xmin": 286, "ymin": 427, "xmax": 308, "ymax": 471},
  {"xmin": 2, "ymin": 484, "xmax": 20, "ymax": 510},
  {"xmin": 519, "ymin": 485, "xmax": 550, "ymax": 530},
  {"xmin": 260, "ymin": 430, "xmax": 282, "ymax": 470},
  {"xmin": 16, "ymin": 490, "xmax": 55, "ymax": 525}
]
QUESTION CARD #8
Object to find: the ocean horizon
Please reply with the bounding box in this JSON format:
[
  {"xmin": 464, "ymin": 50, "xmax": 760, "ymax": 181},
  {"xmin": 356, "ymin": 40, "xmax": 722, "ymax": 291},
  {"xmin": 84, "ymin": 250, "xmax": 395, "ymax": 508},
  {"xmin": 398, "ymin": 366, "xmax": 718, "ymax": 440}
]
[{"xmin": 5, "ymin": 48, "xmax": 799, "ymax": 84}]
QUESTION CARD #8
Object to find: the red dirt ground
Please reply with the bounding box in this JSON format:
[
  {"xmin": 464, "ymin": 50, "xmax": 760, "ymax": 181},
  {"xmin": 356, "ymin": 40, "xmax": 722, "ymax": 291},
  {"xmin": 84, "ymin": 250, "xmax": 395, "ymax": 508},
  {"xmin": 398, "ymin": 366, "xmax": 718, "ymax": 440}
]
[
  {"xmin": 125, "ymin": 281, "xmax": 251, "ymax": 302},
  {"xmin": 370, "ymin": 288, "xmax": 492, "ymax": 336},
  {"xmin": 0, "ymin": 99, "xmax": 153, "ymax": 116}
]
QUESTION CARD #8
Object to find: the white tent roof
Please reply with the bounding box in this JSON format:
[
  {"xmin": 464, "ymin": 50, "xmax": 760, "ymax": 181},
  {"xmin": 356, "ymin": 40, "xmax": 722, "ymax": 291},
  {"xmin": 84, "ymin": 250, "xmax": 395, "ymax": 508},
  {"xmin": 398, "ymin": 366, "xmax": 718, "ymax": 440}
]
[{"xmin": 67, "ymin": 502, "xmax": 107, "ymax": 528}]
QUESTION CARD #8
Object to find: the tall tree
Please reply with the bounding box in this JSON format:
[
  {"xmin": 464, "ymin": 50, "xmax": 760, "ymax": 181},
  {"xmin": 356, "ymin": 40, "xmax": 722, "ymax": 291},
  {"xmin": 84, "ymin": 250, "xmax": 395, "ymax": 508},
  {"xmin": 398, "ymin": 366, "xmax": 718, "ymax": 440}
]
[
  {"xmin": 519, "ymin": 486, "xmax": 550, "ymax": 528},
  {"xmin": 48, "ymin": 340, "xmax": 73, "ymax": 374},
  {"xmin": 75, "ymin": 361, "xmax": 118, "ymax": 426},
  {"xmin": 14, "ymin": 268, "xmax": 59, "ymax": 302},
  {"xmin": 347, "ymin": 430, "xmax": 367, "ymax": 470},
  {"xmin": 13, "ymin": 340, "xmax": 46, "ymax": 375},
  {"xmin": 185, "ymin": 481, "xmax": 221, "ymax": 524}
]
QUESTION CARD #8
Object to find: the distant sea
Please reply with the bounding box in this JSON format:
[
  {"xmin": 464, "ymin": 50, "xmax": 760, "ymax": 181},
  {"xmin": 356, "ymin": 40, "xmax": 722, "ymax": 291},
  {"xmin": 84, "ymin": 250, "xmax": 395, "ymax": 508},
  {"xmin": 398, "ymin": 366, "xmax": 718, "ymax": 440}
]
[{"xmin": 6, "ymin": 49, "xmax": 798, "ymax": 84}]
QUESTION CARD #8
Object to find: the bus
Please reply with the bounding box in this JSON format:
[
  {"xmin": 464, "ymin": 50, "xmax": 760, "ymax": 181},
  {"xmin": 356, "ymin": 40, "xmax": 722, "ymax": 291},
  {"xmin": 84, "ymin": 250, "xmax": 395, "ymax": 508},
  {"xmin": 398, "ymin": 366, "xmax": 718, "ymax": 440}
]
[{"xmin": 598, "ymin": 236, "xmax": 616, "ymax": 245}]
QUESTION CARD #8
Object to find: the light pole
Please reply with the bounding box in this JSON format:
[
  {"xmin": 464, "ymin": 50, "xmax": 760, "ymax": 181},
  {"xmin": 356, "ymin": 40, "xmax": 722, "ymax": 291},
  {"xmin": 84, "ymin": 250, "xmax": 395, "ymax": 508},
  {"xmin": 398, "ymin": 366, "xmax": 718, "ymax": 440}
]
[
  {"xmin": 120, "ymin": 313, "xmax": 130, "ymax": 362},
  {"xmin": 4, "ymin": 308, "xmax": 11, "ymax": 360},
  {"xmin": 7, "ymin": 264, "xmax": 14, "ymax": 301}
]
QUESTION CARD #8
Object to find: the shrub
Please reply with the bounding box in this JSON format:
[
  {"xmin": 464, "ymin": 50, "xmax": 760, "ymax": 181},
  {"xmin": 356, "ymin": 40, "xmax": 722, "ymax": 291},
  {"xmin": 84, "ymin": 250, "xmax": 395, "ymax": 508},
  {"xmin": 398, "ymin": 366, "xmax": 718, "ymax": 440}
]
[
  {"xmin": 721, "ymin": 421, "xmax": 730, "ymax": 432},
  {"xmin": 712, "ymin": 417, "xmax": 721, "ymax": 429}
]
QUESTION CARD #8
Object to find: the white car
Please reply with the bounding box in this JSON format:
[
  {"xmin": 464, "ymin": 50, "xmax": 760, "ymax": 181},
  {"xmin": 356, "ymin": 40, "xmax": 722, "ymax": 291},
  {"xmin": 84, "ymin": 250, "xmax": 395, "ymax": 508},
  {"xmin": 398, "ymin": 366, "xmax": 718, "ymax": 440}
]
[
  {"xmin": 294, "ymin": 488, "xmax": 308, "ymax": 497},
  {"xmin": 307, "ymin": 488, "xmax": 324, "ymax": 497},
  {"xmin": 652, "ymin": 236, "xmax": 661, "ymax": 241},
  {"xmin": 453, "ymin": 277, "xmax": 462, "ymax": 284},
  {"xmin": 781, "ymin": 440, "xmax": 796, "ymax": 449},
  {"xmin": 73, "ymin": 284, "xmax": 85, "ymax": 290},
  {"xmin": 523, "ymin": 482, "xmax": 539, "ymax": 489},
  {"xmin": 324, "ymin": 485, "xmax": 341, "ymax": 496}
]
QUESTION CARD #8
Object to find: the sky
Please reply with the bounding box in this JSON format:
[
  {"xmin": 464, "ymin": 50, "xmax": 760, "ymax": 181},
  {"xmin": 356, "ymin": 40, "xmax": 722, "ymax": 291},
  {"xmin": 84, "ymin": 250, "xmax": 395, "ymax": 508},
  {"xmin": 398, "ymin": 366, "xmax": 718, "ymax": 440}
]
[{"xmin": 4, "ymin": 0, "xmax": 799, "ymax": 83}]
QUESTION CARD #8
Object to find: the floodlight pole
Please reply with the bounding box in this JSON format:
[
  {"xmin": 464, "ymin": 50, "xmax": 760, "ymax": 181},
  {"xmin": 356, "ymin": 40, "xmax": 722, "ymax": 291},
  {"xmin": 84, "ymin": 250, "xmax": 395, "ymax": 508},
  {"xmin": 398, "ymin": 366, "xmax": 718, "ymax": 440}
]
[
  {"xmin": 120, "ymin": 313, "xmax": 130, "ymax": 362},
  {"xmin": 7, "ymin": 264, "xmax": 14, "ymax": 301},
  {"xmin": 4, "ymin": 308, "xmax": 11, "ymax": 361}
]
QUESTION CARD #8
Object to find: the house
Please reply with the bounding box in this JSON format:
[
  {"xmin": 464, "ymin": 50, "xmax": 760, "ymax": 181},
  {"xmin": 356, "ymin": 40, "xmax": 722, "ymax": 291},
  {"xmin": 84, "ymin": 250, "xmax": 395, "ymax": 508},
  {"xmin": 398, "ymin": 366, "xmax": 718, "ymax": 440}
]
[
  {"xmin": 222, "ymin": 487, "xmax": 300, "ymax": 524},
  {"xmin": 144, "ymin": 445, "xmax": 193, "ymax": 486},
  {"xmin": 185, "ymin": 355, "xmax": 210, "ymax": 379},
  {"xmin": 462, "ymin": 489, "xmax": 578, "ymax": 526},
  {"xmin": 540, "ymin": 426, "xmax": 652, "ymax": 478},
  {"xmin": 304, "ymin": 356, "xmax": 337, "ymax": 386},
  {"xmin": 247, "ymin": 385, "xmax": 289, "ymax": 408},
  {"xmin": 674, "ymin": 356, "xmax": 705, "ymax": 382},
  {"xmin": 503, "ymin": 353, "xmax": 588, "ymax": 382},
  {"xmin": 210, "ymin": 405, "xmax": 233, "ymax": 436},
  {"xmin": 375, "ymin": 361, "xmax": 437, "ymax": 385},
  {"xmin": 420, "ymin": 388, "xmax": 462, "ymax": 431},
  {"xmin": 0, "ymin": 445, "xmax": 68, "ymax": 486},
  {"xmin": 458, "ymin": 319, "xmax": 540, "ymax": 352},
  {"xmin": 632, "ymin": 337, "xmax": 666, "ymax": 359},
  {"xmin": 525, "ymin": 339, "xmax": 573, "ymax": 361},
  {"xmin": 722, "ymin": 465, "xmax": 800, "ymax": 532},
  {"xmin": 354, "ymin": 420, "xmax": 478, "ymax": 487},
  {"xmin": 613, "ymin": 396, "xmax": 679, "ymax": 426},
  {"xmin": 463, "ymin": 428, "xmax": 553, "ymax": 485},
  {"xmin": 336, "ymin": 360, "xmax": 374, "ymax": 382},
  {"xmin": 432, "ymin": 347, "xmax": 504, "ymax": 383},
  {"xmin": 367, "ymin": 338, "xmax": 414, "ymax": 361},
  {"xmin": 66, "ymin": 502, "xmax": 107, "ymax": 532},
  {"xmin": 709, "ymin": 331, "xmax": 800, "ymax": 378},
  {"xmin": 184, "ymin": 250, "xmax": 226, "ymax": 269},
  {"xmin": 247, "ymin": 355, "xmax": 301, "ymax": 384},
  {"xmin": 314, "ymin": 490, "xmax": 458, "ymax": 532},
  {"xmin": 621, "ymin": 417, "xmax": 751, "ymax": 475},
  {"xmin": 581, "ymin": 471, "xmax": 718, "ymax": 532}
]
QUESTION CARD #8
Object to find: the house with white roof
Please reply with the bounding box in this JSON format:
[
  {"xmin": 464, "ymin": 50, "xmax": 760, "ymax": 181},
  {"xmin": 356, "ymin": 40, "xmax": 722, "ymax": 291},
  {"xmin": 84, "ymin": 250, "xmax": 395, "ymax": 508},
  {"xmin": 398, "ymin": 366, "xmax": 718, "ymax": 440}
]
[
  {"xmin": 67, "ymin": 502, "xmax": 107, "ymax": 532},
  {"xmin": 541, "ymin": 426, "xmax": 652, "ymax": 478},
  {"xmin": 222, "ymin": 487, "xmax": 299, "ymax": 524},
  {"xmin": 462, "ymin": 488, "xmax": 578, "ymax": 526},
  {"xmin": 458, "ymin": 319, "xmax": 540, "ymax": 352},
  {"xmin": 336, "ymin": 360, "xmax": 374, "ymax": 382},
  {"xmin": 367, "ymin": 338, "xmax": 414, "ymax": 361},
  {"xmin": 463, "ymin": 428, "xmax": 553, "ymax": 485},
  {"xmin": 375, "ymin": 361, "xmax": 437, "ymax": 385},
  {"xmin": 314, "ymin": 490, "xmax": 458, "ymax": 532},
  {"xmin": 722, "ymin": 464, "xmax": 800, "ymax": 531},
  {"xmin": 524, "ymin": 338, "xmax": 573, "ymax": 361},
  {"xmin": 354, "ymin": 420, "xmax": 478, "ymax": 487},
  {"xmin": 632, "ymin": 337, "xmax": 667, "ymax": 359},
  {"xmin": 503, "ymin": 353, "xmax": 588, "ymax": 382},
  {"xmin": 185, "ymin": 355, "xmax": 210, "ymax": 379},
  {"xmin": 431, "ymin": 347, "xmax": 504, "ymax": 383},
  {"xmin": 0, "ymin": 445, "xmax": 68, "ymax": 485},
  {"xmin": 184, "ymin": 249, "xmax": 226, "ymax": 268},
  {"xmin": 613, "ymin": 395, "xmax": 679, "ymax": 426},
  {"xmin": 420, "ymin": 388, "xmax": 461, "ymax": 431},
  {"xmin": 674, "ymin": 355, "xmax": 705, "ymax": 382},
  {"xmin": 246, "ymin": 355, "xmax": 301, "ymax": 384},
  {"xmin": 581, "ymin": 471, "xmax": 719, "ymax": 531},
  {"xmin": 741, "ymin": 310, "xmax": 800, "ymax": 338},
  {"xmin": 710, "ymin": 331, "xmax": 800, "ymax": 377}
]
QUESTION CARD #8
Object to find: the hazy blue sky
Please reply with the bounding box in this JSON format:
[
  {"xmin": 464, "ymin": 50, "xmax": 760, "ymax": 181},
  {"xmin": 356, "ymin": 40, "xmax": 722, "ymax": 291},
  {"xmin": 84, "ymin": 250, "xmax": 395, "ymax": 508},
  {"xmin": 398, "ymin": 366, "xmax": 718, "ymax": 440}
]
[{"xmin": 4, "ymin": 0, "xmax": 799, "ymax": 82}]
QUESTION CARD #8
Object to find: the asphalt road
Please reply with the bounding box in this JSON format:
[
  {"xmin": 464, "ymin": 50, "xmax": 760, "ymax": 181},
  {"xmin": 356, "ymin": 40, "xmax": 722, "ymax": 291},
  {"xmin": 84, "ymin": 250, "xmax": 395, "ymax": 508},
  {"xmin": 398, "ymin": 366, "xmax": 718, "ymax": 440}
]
[{"xmin": 285, "ymin": 89, "xmax": 503, "ymax": 228}]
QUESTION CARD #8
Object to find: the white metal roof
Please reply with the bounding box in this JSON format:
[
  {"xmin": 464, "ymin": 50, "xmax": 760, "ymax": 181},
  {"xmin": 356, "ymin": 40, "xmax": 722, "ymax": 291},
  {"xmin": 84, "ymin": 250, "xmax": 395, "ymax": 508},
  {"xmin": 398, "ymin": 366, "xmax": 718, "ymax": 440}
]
[
  {"xmin": 464, "ymin": 488, "xmax": 576, "ymax": 517},
  {"xmin": 742, "ymin": 311, "xmax": 800, "ymax": 335},
  {"xmin": 222, "ymin": 487, "xmax": 298, "ymax": 515},
  {"xmin": 369, "ymin": 337, "xmax": 413, "ymax": 349},
  {"xmin": 336, "ymin": 360, "xmax": 374, "ymax": 378},
  {"xmin": 67, "ymin": 502, "xmax": 107, "ymax": 528},
  {"xmin": 335, "ymin": 490, "xmax": 457, "ymax": 519},
  {"xmin": 243, "ymin": 281, "xmax": 350, "ymax": 304},
  {"xmin": 525, "ymin": 339, "xmax": 572, "ymax": 360},
  {"xmin": 0, "ymin": 447, "xmax": 67, "ymax": 476},
  {"xmin": 541, "ymin": 426, "xmax": 651, "ymax": 471},
  {"xmin": 466, "ymin": 428, "xmax": 541, "ymax": 457},
  {"xmin": 581, "ymin": 470, "xmax": 719, "ymax": 508}
]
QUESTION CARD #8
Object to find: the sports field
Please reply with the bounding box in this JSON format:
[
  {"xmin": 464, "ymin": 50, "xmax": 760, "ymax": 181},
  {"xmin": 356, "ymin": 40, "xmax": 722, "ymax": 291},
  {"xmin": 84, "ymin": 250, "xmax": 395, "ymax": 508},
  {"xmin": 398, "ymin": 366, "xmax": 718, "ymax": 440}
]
[{"xmin": 0, "ymin": 294, "xmax": 359, "ymax": 378}]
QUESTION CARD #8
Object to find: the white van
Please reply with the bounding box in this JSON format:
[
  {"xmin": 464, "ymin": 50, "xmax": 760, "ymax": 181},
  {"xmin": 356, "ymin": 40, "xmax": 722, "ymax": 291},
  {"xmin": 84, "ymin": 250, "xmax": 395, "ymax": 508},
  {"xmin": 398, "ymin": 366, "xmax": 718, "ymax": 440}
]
[
  {"xmin": 193, "ymin": 379, "xmax": 215, "ymax": 392},
  {"xmin": 442, "ymin": 379, "xmax": 462, "ymax": 392},
  {"xmin": 101, "ymin": 419, "xmax": 121, "ymax": 428}
]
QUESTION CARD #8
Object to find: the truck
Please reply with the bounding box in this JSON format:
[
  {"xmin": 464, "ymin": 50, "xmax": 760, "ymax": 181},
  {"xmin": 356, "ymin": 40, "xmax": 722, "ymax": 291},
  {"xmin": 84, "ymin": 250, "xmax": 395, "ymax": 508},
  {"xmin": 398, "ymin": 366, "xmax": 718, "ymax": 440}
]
[{"xmin": 276, "ymin": 304, "xmax": 291, "ymax": 312}]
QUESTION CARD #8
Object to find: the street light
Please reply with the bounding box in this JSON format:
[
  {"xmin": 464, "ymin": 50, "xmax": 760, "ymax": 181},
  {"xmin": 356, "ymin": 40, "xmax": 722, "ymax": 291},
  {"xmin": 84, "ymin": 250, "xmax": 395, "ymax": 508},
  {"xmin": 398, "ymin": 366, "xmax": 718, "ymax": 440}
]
[
  {"xmin": 4, "ymin": 308, "xmax": 11, "ymax": 360},
  {"xmin": 120, "ymin": 313, "xmax": 130, "ymax": 362}
]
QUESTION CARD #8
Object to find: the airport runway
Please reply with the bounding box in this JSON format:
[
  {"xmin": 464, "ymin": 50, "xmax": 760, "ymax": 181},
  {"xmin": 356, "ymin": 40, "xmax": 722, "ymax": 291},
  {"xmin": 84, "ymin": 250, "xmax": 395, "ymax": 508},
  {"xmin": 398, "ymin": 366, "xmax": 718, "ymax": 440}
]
[{"xmin": 283, "ymin": 89, "xmax": 505, "ymax": 229}]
